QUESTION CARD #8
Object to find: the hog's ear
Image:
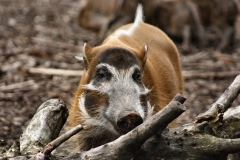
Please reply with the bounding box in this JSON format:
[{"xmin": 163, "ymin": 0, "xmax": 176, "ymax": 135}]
[
  {"xmin": 83, "ymin": 43, "xmax": 93, "ymax": 70},
  {"xmin": 139, "ymin": 45, "xmax": 148, "ymax": 70}
]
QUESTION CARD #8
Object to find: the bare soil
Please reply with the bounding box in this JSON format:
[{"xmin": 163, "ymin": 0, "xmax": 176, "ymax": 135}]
[{"xmin": 0, "ymin": 0, "xmax": 240, "ymax": 151}]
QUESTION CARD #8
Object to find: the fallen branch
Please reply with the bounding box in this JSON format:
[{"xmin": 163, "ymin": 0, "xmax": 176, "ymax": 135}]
[
  {"xmin": 28, "ymin": 67, "xmax": 83, "ymax": 77},
  {"xmin": 20, "ymin": 99, "xmax": 68, "ymax": 155},
  {"xmin": 194, "ymin": 74, "xmax": 240, "ymax": 123},
  {"xmin": 33, "ymin": 124, "xmax": 83, "ymax": 160},
  {"xmin": 132, "ymin": 120, "xmax": 240, "ymax": 160},
  {"xmin": 43, "ymin": 124, "xmax": 83, "ymax": 156},
  {"xmin": 182, "ymin": 70, "xmax": 240, "ymax": 79},
  {"xmin": 27, "ymin": 68, "xmax": 240, "ymax": 79},
  {"xmin": 0, "ymin": 80, "xmax": 39, "ymax": 92}
]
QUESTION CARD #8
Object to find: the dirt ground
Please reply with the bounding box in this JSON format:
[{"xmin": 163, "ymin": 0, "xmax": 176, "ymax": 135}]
[{"xmin": 0, "ymin": 0, "xmax": 240, "ymax": 151}]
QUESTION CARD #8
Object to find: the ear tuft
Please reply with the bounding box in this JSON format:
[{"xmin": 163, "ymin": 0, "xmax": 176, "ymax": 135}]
[
  {"xmin": 83, "ymin": 43, "xmax": 92, "ymax": 56},
  {"xmin": 75, "ymin": 55, "xmax": 84, "ymax": 61},
  {"xmin": 144, "ymin": 45, "xmax": 148, "ymax": 53},
  {"xmin": 83, "ymin": 43, "xmax": 93, "ymax": 69}
]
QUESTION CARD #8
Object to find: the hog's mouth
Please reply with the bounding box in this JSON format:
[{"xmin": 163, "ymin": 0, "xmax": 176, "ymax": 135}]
[
  {"xmin": 78, "ymin": 113, "xmax": 144, "ymax": 151},
  {"xmin": 116, "ymin": 112, "xmax": 143, "ymax": 134}
]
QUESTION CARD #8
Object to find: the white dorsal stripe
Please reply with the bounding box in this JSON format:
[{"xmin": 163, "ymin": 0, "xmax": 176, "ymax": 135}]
[
  {"xmin": 114, "ymin": 4, "xmax": 143, "ymax": 38},
  {"xmin": 129, "ymin": 4, "xmax": 143, "ymax": 33}
]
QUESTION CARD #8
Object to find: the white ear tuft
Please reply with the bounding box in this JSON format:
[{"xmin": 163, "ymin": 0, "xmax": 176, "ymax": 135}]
[
  {"xmin": 83, "ymin": 43, "xmax": 87, "ymax": 56},
  {"xmin": 75, "ymin": 55, "xmax": 84, "ymax": 61},
  {"xmin": 144, "ymin": 45, "xmax": 148, "ymax": 53},
  {"xmin": 82, "ymin": 42, "xmax": 93, "ymax": 70}
]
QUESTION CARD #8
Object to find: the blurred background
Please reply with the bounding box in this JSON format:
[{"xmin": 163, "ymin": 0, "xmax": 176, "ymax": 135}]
[{"xmin": 0, "ymin": 0, "xmax": 240, "ymax": 149}]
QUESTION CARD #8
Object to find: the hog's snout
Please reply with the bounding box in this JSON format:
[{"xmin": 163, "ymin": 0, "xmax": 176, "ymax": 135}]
[{"xmin": 117, "ymin": 113, "xmax": 143, "ymax": 134}]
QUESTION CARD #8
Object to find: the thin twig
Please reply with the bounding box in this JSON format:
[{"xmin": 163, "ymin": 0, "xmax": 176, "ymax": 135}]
[
  {"xmin": 0, "ymin": 80, "xmax": 39, "ymax": 91},
  {"xmin": 43, "ymin": 124, "xmax": 83, "ymax": 156},
  {"xmin": 27, "ymin": 68, "xmax": 239, "ymax": 79},
  {"xmin": 28, "ymin": 67, "xmax": 83, "ymax": 77},
  {"xmin": 194, "ymin": 74, "xmax": 240, "ymax": 123},
  {"xmin": 182, "ymin": 71, "xmax": 240, "ymax": 79}
]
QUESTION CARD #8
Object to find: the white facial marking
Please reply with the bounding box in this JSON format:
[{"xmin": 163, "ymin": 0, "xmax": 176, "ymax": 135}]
[
  {"xmin": 82, "ymin": 83, "xmax": 98, "ymax": 92},
  {"xmin": 146, "ymin": 102, "xmax": 154, "ymax": 119},
  {"xmin": 78, "ymin": 94, "xmax": 118, "ymax": 135},
  {"xmin": 79, "ymin": 94, "xmax": 90, "ymax": 118},
  {"xmin": 89, "ymin": 63, "xmax": 151, "ymax": 119}
]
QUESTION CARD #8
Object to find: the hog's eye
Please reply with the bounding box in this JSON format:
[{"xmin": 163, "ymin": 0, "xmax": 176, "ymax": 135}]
[
  {"xmin": 95, "ymin": 66, "xmax": 112, "ymax": 81},
  {"xmin": 132, "ymin": 69, "xmax": 141, "ymax": 82},
  {"xmin": 97, "ymin": 69, "xmax": 106, "ymax": 79}
]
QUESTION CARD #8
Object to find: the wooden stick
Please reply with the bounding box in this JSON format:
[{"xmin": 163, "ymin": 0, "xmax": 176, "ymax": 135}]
[
  {"xmin": 28, "ymin": 67, "xmax": 83, "ymax": 77},
  {"xmin": 28, "ymin": 67, "xmax": 240, "ymax": 79},
  {"xmin": 43, "ymin": 124, "xmax": 83, "ymax": 156},
  {"xmin": 0, "ymin": 80, "xmax": 39, "ymax": 91},
  {"xmin": 182, "ymin": 71, "xmax": 240, "ymax": 79},
  {"xmin": 194, "ymin": 74, "xmax": 240, "ymax": 123}
]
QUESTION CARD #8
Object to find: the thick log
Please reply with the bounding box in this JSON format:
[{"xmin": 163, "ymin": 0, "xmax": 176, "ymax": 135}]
[
  {"xmin": 134, "ymin": 120, "xmax": 240, "ymax": 160},
  {"xmin": 20, "ymin": 99, "xmax": 68, "ymax": 155}
]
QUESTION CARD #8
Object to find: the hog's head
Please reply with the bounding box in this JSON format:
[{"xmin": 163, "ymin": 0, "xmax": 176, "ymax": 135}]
[{"xmin": 76, "ymin": 43, "xmax": 153, "ymax": 150}]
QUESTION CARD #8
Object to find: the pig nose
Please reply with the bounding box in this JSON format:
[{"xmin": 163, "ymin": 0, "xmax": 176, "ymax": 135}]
[{"xmin": 117, "ymin": 113, "xmax": 143, "ymax": 134}]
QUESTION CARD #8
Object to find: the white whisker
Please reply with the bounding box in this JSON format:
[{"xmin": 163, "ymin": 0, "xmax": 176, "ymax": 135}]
[{"xmin": 82, "ymin": 83, "xmax": 98, "ymax": 91}]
